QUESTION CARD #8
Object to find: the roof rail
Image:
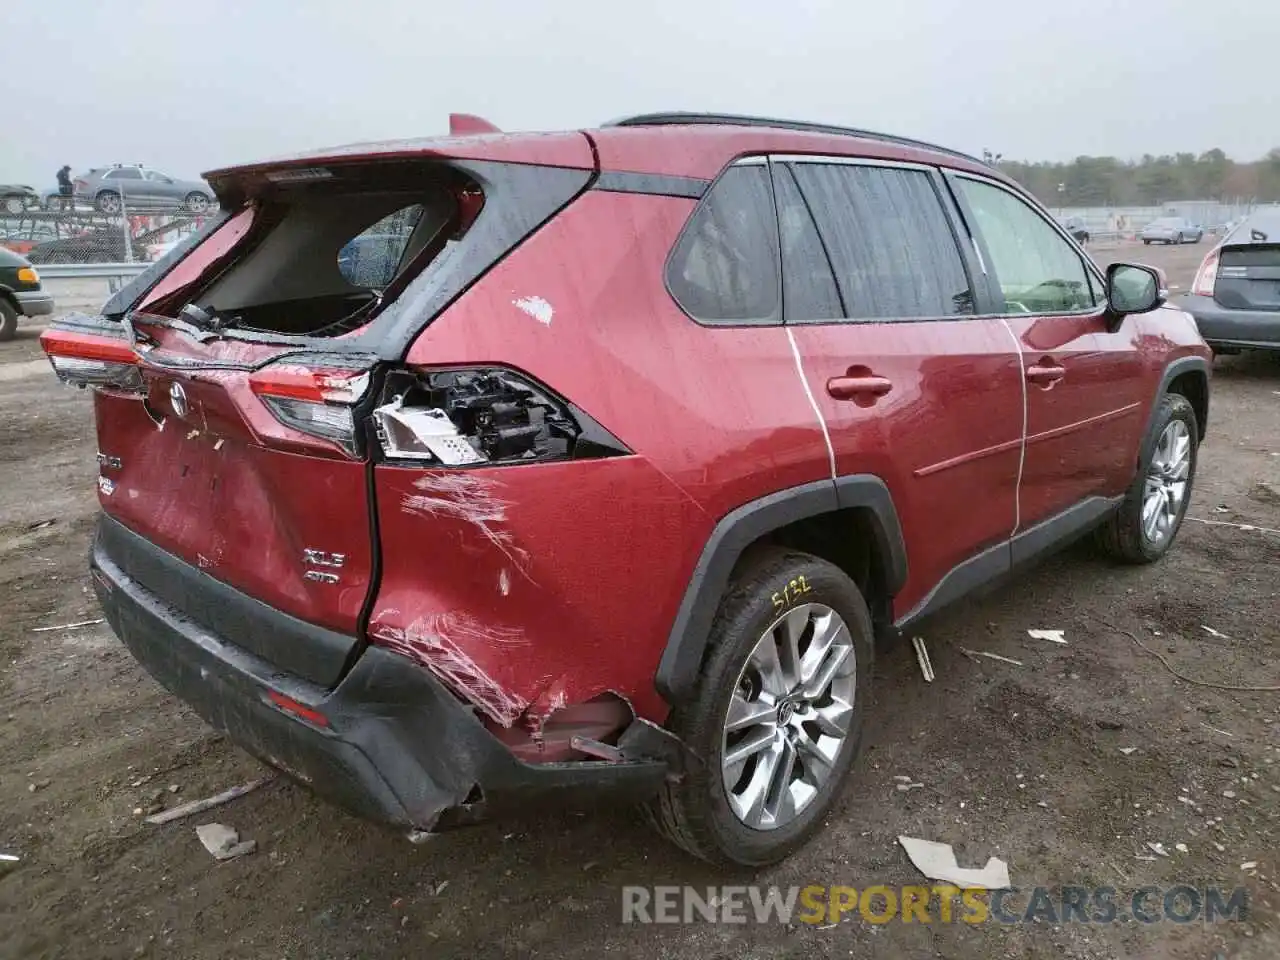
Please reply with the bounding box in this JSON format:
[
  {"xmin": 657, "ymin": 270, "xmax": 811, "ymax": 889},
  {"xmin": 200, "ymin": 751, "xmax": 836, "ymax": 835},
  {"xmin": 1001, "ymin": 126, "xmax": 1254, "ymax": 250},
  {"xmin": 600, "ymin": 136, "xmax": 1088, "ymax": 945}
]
[{"xmin": 604, "ymin": 112, "xmax": 985, "ymax": 166}]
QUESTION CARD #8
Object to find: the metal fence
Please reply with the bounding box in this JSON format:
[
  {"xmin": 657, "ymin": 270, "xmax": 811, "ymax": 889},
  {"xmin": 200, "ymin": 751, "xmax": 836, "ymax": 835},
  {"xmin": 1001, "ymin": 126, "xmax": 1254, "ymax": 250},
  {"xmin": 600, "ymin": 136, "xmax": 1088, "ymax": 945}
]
[
  {"xmin": 0, "ymin": 201, "xmax": 213, "ymax": 270},
  {"xmin": 7, "ymin": 194, "xmax": 1280, "ymax": 274},
  {"xmin": 1055, "ymin": 201, "xmax": 1280, "ymax": 241}
]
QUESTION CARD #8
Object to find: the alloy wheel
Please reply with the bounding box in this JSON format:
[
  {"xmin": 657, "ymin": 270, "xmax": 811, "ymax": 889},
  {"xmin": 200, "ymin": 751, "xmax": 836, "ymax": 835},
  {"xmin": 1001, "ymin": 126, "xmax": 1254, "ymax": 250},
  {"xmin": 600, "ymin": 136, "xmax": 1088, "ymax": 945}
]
[
  {"xmin": 721, "ymin": 603, "xmax": 856, "ymax": 831},
  {"xmin": 1142, "ymin": 419, "xmax": 1191, "ymax": 545}
]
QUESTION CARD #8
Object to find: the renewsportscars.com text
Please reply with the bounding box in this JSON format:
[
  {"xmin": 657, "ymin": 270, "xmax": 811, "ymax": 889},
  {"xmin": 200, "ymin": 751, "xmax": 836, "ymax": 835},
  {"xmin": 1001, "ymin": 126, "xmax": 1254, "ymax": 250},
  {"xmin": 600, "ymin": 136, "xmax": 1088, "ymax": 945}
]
[{"xmin": 621, "ymin": 884, "xmax": 1249, "ymax": 926}]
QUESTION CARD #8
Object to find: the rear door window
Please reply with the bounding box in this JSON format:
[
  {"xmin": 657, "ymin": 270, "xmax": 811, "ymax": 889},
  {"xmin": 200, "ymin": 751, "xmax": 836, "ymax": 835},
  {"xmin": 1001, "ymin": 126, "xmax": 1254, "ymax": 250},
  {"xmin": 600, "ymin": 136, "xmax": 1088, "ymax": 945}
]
[
  {"xmin": 106, "ymin": 168, "xmax": 143, "ymax": 180},
  {"xmin": 666, "ymin": 163, "xmax": 780, "ymax": 324},
  {"xmin": 772, "ymin": 164, "xmax": 843, "ymax": 321},
  {"xmin": 788, "ymin": 163, "xmax": 974, "ymax": 320},
  {"xmin": 956, "ymin": 177, "xmax": 1101, "ymax": 314}
]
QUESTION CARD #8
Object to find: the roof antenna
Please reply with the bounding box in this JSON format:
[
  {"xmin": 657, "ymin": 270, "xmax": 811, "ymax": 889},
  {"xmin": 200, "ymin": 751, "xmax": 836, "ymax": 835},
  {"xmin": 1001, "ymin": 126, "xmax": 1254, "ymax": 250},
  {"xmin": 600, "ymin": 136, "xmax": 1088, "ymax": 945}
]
[{"xmin": 449, "ymin": 113, "xmax": 501, "ymax": 136}]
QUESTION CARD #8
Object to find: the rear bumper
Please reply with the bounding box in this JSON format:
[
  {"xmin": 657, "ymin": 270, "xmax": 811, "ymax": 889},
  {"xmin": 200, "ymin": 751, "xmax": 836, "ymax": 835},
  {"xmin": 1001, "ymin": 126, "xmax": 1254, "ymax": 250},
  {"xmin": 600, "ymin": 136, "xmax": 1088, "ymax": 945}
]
[
  {"xmin": 13, "ymin": 289, "xmax": 54, "ymax": 317},
  {"xmin": 1175, "ymin": 294, "xmax": 1280, "ymax": 349},
  {"xmin": 90, "ymin": 516, "xmax": 667, "ymax": 833}
]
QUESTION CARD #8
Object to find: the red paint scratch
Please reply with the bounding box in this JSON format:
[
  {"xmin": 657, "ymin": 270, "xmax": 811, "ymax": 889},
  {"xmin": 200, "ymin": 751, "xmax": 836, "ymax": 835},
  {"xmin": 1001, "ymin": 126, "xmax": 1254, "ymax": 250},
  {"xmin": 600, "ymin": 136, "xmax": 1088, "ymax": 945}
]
[
  {"xmin": 400, "ymin": 473, "xmax": 533, "ymax": 578},
  {"xmin": 372, "ymin": 611, "xmax": 528, "ymax": 727}
]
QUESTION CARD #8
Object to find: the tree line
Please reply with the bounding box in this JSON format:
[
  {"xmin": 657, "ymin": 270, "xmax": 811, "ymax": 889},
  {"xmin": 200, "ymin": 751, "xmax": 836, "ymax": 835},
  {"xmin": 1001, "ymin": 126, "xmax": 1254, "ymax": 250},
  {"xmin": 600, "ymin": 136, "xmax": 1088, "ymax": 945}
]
[{"xmin": 982, "ymin": 148, "xmax": 1280, "ymax": 207}]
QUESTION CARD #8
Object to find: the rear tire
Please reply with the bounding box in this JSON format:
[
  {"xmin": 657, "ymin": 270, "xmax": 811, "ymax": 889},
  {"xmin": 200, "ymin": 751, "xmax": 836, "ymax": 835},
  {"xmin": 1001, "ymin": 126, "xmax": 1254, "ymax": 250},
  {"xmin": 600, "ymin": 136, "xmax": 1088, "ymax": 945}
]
[
  {"xmin": 0, "ymin": 299, "xmax": 18, "ymax": 342},
  {"xmin": 645, "ymin": 548, "xmax": 874, "ymax": 866},
  {"xmin": 2, "ymin": 195, "xmax": 24, "ymax": 215},
  {"xmin": 96, "ymin": 191, "xmax": 121, "ymax": 214},
  {"xmin": 1096, "ymin": 393, "xmax": 1198, "ymax": 564},
  {"xmin": 184, "ymin": 192, "xmax": 210, "ymax": 214}
]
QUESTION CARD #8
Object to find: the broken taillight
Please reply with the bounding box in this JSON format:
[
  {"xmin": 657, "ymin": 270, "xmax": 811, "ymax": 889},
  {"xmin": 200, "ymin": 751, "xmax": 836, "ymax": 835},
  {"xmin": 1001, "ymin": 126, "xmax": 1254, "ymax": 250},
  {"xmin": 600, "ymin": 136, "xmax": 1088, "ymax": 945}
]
[
  {"xmin": 373, "ymin": 367, "xmax": 627, "ymax": 466},
  {"xmin": 249, "ymin": 361, "xmax": 372, "ymax": 458},
  {"xmin": 1192, "ymin": 251, "xmax": 1220, "ymax": 297},
  {"xmin": 40, "ymin": 329, "xmax": 143, "ymax": 392}
]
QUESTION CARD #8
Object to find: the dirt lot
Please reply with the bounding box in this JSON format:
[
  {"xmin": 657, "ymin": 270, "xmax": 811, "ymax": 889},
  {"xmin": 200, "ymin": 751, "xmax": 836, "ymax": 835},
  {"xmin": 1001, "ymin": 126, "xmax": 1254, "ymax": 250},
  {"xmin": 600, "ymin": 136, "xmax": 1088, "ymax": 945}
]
[{"xmin": 2, "ymin": 243, "xmax": 1277, "ymax": 959}]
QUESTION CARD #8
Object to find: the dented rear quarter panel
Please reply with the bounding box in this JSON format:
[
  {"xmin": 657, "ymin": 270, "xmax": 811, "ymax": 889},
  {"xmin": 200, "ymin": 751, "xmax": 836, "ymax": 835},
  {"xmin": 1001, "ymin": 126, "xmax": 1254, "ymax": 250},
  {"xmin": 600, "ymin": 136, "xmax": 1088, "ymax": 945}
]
[
  {"xmin": 371, "ymin": 459, "xmax": 706, "ymax": 724},
  {"xmin": 375, "ymin": 189, "xmax": 834, "ymax": 723}
]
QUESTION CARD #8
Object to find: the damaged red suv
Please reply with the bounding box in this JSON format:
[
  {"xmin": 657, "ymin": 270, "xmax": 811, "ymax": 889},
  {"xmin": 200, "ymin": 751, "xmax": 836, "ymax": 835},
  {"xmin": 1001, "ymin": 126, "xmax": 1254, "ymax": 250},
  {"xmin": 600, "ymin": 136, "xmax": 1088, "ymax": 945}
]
[{"xmin": 43, "ymin": 112, "xmax": 1210, "ymax": 866}]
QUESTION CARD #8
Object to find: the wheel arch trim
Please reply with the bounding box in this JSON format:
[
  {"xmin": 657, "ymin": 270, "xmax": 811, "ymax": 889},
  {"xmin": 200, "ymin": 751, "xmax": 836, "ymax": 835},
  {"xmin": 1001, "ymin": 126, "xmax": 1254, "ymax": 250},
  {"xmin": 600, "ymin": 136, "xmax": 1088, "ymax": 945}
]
[
  {"xmin": 655, "ymin": 475, "xmax": 908, "ymax": 703},
  {"xmin": 1142, "ymin": 355, "xmax": 1210, "ymax": 464}
]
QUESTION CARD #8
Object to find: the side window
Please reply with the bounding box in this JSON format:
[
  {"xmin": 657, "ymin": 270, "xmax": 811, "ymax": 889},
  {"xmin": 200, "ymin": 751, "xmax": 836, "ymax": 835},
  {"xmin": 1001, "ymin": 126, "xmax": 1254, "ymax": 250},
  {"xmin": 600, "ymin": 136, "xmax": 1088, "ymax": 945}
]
[
  {"xmin": 772, "ymin": 165, "xmax": 842, "ymax": 321},
  {"xmin": 667, "ymin": 164, "xmax": 780, "ymax": 323},
  {"xmin": 106, "ymin": 168, "xmax": 142, "ymax": 181},
  {"xmin": 956, "ymin": 178, "xmax": 1101, "ymax": 314},
  {"xmin": 789, "ymin": 163, "xmax": 973, "ymax": 320},
  {"xmin": 337, "ymin": 204, "xmax": 424, "ymax": 289}
]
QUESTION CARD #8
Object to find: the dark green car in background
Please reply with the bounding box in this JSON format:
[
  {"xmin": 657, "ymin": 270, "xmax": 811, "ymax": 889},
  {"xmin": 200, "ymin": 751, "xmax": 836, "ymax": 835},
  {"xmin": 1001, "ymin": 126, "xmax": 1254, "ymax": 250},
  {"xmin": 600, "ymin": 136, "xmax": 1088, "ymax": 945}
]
[{"xmin": 0, "ymin": 245, "xmax": 54, "ymax": 341}]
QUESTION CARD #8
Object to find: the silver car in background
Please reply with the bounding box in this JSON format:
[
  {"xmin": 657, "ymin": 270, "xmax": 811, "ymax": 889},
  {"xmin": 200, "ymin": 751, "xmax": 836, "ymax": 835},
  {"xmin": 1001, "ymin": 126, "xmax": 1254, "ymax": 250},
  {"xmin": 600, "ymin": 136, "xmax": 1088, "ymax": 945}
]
[
  {"xmin": 1140, "ymin": 216, "xmax": 1204, "ymax": 245},
  {"xmin": 74, "ymin": 164, "xmax": 215, "ymax": 214}
]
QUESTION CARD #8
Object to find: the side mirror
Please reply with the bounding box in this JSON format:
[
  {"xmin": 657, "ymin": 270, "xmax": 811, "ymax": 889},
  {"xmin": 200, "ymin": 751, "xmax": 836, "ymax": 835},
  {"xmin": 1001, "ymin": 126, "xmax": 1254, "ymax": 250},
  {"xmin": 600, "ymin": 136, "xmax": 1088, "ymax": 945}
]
[{"xmin": 1106, "ymin": 263, "xmax": 1165, "ymax": 316}]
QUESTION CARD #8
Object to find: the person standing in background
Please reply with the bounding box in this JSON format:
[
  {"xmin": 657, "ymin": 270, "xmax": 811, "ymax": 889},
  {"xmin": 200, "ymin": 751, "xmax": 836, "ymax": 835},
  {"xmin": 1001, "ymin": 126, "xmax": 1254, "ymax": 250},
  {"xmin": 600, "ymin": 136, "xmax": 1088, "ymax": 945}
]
[{"xmin": 55, "ymin": 165, "xmax": 73, "ymax": 209}]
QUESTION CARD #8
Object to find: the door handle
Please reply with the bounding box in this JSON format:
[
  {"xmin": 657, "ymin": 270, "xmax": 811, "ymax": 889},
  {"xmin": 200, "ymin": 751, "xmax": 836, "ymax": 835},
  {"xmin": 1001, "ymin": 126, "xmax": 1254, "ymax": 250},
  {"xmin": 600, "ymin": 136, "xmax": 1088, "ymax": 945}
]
[
  {"xmin": 1025, "ymin": 362, "xmax": 1065, "ymax": 386},
  {"xmin": 827, "ymin": 374, "xmax": 893, "ymax": 401}
]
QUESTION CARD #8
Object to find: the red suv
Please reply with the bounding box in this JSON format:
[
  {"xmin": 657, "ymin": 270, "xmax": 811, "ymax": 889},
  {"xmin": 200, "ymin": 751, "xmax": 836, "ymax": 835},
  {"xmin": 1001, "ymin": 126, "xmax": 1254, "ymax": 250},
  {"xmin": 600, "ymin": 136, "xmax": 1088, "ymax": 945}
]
[{"xmin": 42, "ymin": 113, "xmax": 1211, "ymax": 866}]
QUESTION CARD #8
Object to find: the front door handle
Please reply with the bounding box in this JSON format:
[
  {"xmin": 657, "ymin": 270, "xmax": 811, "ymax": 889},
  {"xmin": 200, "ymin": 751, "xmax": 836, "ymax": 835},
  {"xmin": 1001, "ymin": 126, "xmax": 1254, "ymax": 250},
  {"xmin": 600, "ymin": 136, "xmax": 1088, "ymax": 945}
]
[
  {"xmin": 1025, "ymin": 362, "xmax": 1065, "ymax": 386},
  {"xmin": 827, "ymin": 374, "xmax": 893, "ymax": 401}
]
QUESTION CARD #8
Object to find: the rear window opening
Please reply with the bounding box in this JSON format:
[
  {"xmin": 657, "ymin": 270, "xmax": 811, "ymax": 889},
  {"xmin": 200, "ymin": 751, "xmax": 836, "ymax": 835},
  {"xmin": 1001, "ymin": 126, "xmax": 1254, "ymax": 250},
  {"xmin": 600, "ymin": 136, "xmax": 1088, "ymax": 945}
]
[{"xmin": 138, "ymin": 161, "xmax": 484, "ymax": 338}]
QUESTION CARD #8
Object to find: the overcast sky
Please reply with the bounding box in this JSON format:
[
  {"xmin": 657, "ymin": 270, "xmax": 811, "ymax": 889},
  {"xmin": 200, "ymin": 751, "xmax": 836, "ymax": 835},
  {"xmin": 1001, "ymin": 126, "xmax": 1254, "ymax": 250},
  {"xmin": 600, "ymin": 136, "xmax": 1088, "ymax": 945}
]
[{"xmin": 1, "ymin": 0, "xmax": 1273, "ymax": 185}]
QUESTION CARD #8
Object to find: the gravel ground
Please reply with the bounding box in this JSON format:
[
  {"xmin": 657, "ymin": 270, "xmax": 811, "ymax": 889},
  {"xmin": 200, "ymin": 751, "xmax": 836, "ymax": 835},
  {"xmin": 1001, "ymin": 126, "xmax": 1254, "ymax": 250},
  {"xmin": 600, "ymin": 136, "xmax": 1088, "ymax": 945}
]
[{"xmin": 1, "ymin": 242, "xmax": 1276, "ymax": 959}]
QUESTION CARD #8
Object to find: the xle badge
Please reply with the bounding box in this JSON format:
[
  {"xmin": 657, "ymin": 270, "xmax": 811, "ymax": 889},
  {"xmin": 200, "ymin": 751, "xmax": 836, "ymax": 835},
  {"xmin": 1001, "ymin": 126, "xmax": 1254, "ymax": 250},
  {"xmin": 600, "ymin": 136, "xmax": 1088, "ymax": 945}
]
[{"xmin": 303, "ymin": 549, "xmax": 345, "ymax": 584}]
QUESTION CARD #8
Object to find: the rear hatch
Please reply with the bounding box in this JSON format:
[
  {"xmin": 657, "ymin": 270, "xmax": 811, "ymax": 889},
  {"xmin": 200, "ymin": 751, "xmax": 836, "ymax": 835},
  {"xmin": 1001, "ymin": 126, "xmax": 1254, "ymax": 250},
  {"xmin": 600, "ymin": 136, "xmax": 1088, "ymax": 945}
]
[{"xmin": 46, "ymin": 137, "xmax": 594, "ymax": 686}]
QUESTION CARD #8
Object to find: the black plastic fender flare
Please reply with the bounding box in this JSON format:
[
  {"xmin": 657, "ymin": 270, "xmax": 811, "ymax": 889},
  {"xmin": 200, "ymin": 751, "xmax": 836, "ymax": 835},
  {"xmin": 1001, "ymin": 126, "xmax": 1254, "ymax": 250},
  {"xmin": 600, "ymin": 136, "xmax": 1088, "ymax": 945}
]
[
  {"xmin": 1139, "ymin": 355, "xmax": 1210, "ymax": 467},
  {"xmin": 654, "ymin": 475, "xmax": 908, "ymax": 703}
]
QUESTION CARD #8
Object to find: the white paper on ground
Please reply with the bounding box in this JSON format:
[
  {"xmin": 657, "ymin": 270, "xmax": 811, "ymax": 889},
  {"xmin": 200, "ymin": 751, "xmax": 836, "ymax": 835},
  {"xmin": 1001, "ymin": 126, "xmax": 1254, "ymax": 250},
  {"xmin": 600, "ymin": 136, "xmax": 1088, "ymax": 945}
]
[
  {"xmin": 1027, "ymin": 629, "xmax": 1067, "ymax": 644},
  {"xmin": 898, "ymin": 836, "xmax": 1011, "ymax": 890}
]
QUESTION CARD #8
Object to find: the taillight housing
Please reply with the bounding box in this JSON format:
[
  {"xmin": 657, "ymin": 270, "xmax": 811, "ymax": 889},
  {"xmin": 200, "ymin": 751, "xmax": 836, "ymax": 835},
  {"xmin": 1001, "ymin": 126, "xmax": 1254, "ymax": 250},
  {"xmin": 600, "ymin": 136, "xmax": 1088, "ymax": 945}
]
[
  {"xmin": 40, "ymin": 329, "xmax": 143, "ymax": 392},
  {"xmin": 1192, "ymin": 251, "xmax": 1219, "ymax": 297},
  {"xmin": 373, "ymin": 367, "xmax": 628, "ymax": 466},
  {"xmin": 249, "ymin": 361, "xmax": 372, "ymax": 457}
]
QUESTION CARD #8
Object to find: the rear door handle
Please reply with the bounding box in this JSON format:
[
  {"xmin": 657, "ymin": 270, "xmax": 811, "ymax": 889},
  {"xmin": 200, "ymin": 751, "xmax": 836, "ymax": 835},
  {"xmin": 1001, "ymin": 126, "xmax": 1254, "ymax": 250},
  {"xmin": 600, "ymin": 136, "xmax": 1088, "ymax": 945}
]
[
  {"xmin": 827, "ymin": 374, "xmax": 893, "ymax": 401},
  {"xmin": 1025, "ymin": 362, "xmax": 1065, "ymax": 385}
]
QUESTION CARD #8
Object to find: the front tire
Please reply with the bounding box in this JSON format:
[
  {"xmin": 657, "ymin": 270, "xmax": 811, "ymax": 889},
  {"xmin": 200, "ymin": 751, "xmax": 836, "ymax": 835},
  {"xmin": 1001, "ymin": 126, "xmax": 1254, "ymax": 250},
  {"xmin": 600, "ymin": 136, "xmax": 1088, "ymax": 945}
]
[
  {"xmin": 184, "ymin": 192, "xmax": 210, "ymax": 214},
  {"xmin": 0, "ymin": 299, "xmax": 18, "ymax": 342},
  {"xmin": 2, "ymin": 195, "xmax": 24, "ymax": 215},
  {"xmin": 646, "ymin": 549, "xmax": 874, "ymax": 866},
  {"xmin": 1096, "ymin": 393, "xmax": 1198, "ymax": 564}
]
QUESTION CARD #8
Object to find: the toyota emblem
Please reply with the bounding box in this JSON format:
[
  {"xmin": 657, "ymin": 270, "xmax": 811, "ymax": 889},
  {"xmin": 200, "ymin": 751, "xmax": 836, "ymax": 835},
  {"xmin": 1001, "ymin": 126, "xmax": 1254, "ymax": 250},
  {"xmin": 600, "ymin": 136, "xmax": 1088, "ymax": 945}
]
[{"xmin": 169, "ymin": 382, "xmax": 188, "ymax": 417}]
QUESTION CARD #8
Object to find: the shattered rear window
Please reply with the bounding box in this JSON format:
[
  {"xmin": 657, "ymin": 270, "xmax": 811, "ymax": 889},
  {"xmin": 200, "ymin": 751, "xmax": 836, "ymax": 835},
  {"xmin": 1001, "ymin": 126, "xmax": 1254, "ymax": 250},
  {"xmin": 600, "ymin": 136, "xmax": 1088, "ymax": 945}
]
[{"xmin": 135, "ymin": 163, "xmax": 470, "ymax": 338}]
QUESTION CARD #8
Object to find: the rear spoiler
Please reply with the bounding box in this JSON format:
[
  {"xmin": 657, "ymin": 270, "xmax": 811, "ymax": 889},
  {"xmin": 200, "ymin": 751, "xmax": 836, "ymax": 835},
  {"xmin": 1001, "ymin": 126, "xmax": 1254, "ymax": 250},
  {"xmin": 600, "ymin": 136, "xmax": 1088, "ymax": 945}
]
[{"xmin": 449, "ymin": 113, "xmax": 501, "ymax": 135}]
